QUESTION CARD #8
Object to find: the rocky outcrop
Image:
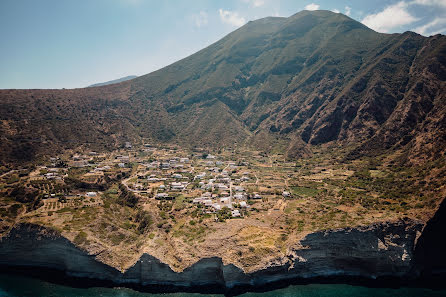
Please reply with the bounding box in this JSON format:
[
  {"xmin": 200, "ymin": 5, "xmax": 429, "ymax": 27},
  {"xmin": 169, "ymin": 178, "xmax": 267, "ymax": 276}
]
[
  {"xmin": 0, "ymin": 219, "xmax": 428, "ymax": 293},
  {"xmin": 289, "ymin": 221, "xmax": 421, "ymax": 279},
  {"xmin": 0, "ymin": 224, "xmax": 120, "ymax": 281},
  {"xmin": 414, "ymin": 198, "xmax": 446, "ymax": 278}
]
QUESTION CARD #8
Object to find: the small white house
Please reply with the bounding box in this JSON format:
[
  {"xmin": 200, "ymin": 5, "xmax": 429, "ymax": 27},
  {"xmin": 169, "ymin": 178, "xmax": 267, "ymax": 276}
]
[
  {"xmin": 155, "ymin": 193, "xmax": 169, "ymax": 199},
  {"xmin": 203, "ymin": 199, "xmax": 213, "ymax": 206},
  {"xmin": 193, "ymin": 197, "xmax": 205, "ymax": 204},
  {"xmin": 235, "ymin": 186, "xmax": 245, "ymax": 192},
  {"xmin": 231, "ymin": 209, "xmax": 241, "ymax": 217},
  {"xmin": 218, "ymin": 185, "xmax": 229, "ymax": 191},
  {"xmin": 194, "ymin": 173, "xmax": 206, "ymax": 180},
  {"xmin": 220, "ymin": 197, "xmax": 230, "ymax": 204},
  {"xmin": 234, "ymin": 194, "xmax": 246, "ymax": 200},
  {"xmin": 171, "ymin": 182, "xmax": 185, "ymax": 191},
  {"xmin": 282, "ymin": 191, "xmax": 291, "ymax": 197}
]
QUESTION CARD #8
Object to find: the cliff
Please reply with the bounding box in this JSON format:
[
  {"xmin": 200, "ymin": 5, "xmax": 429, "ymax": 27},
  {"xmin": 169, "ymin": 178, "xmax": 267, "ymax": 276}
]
[
  {"xmin": 0, "ymin": 218, "xmax": 432, "ymax": 293},
  {"xmin": 414, "ymin": 197, "xmax": 446, "ymax": 278}
]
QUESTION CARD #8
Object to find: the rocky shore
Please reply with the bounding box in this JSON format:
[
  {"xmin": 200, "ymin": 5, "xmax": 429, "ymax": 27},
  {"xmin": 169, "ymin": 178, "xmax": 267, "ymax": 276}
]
[{"xmin": 1, "ymin": 207, "xmax": 444, "ymax": 295}]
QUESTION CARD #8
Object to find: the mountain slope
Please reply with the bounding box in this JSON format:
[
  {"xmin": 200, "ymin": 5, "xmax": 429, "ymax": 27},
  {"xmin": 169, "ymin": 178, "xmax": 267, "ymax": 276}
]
[
  {"xmin": 88, "ymin": 75, "xmax": 137, "ymax": 87},
  {"xmin": 0, "ymin": 10, "xmax": 445, "ymax": 164}
]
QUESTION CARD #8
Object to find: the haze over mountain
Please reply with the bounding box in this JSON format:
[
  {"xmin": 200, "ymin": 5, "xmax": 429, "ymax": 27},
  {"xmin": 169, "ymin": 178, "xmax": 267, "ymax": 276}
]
[
  {"xmin": 88, "ymin": 75, "xmax": 138, "ymax": 88},
  {"xmin": 0, "ymin": 10, "xmax": 445, "ymax": 164}
]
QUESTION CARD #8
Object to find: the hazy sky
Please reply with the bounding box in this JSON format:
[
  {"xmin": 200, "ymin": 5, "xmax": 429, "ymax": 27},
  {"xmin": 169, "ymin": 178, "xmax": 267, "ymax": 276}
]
[{"xmin": 1, "ymin": 0, "xmax": 445, "ymax": 89}]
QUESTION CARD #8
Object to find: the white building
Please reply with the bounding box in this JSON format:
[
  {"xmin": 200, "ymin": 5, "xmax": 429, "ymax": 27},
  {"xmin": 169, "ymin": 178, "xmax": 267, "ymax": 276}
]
[
  {"xmin": 194, "ymin": 173, "xmax": 206, "ymax": 180},
  {"xmin": 155, "ymin": 193, "xmax": 169, "ymax": 199},
  {"xmin": 234, "ymin": 194, "xmax": 246, "ymax": 201},
  {"xmin": 171, "ymin": 182, "xmax": 185, "ymax": 191},
  {"xmin": 193, "ymin": 197, "xmax": 206, "ymax": 204},
  {"xmin": 117, "ymin": 155, "xmax": 130, "ymax": 162},
  {"xmin": 203, "ymin": 199, "xmax": 213, "ymax": 206},
  {"xmin": 235, "ymin": 186, "xmax": 245, "ymax": 192},
  {"xmin": 220, "ymin": 197, "xmax": 230, "ymax": 204},
  {"xmin": 231, "ymin": 209, "xmax": 241, "ymax": 217}
]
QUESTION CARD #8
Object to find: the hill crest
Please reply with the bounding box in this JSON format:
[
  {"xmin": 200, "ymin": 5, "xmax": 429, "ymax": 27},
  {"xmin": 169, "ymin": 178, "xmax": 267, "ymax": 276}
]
[{"xmin": 88, "ymin": 75, "xmax": 138, "ymax": 87}]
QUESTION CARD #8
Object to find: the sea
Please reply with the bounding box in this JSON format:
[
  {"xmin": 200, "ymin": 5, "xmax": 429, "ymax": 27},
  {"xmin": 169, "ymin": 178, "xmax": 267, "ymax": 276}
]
[{"xmin": 0, "ymin": 273, "xmax": 445, "ymax": 297}]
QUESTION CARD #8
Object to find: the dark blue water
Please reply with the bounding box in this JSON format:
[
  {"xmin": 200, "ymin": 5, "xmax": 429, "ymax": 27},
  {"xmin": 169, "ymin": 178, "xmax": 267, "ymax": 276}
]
[{"xmin": 0, "ymin": 273, "xmax": 445, "ymax": 297}]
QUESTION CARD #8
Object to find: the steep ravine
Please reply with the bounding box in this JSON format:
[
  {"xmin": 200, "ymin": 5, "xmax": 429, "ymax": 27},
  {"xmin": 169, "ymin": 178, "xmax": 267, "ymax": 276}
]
[{"xmin": 1, "ymin": 214, "xmax": 442, "ymax": 293}]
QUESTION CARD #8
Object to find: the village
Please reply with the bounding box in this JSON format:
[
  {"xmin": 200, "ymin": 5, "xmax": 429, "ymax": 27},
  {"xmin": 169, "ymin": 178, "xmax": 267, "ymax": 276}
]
[
  {"xmin": 25, "ymin": 142, "xmax": 295, "ymax": 221},
  {"xmin": 0, "ymin": 140, "xmax": 438, "ymax": 273},
  {"xmin": 1, "ymin": 137, "xmax": 434, "ymax": 247}
]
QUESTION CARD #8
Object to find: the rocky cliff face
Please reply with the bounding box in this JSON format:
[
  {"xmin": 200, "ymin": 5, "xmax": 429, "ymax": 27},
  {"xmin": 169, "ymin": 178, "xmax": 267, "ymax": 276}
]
[
  {"xmin": 414, "ymin": 198, "xmax": 446, "ymax": 278},
  {"xmin": 289, "ymin": 221, "xmax": 421, "ymax": 279},
  {"xmin": 0, "ymin": 220, "xmax": 427, "ymax": 292}
]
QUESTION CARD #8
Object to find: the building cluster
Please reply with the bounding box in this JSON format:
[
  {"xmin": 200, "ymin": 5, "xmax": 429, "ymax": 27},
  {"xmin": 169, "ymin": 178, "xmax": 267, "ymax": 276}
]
[
  {"xmin": 29, "ymin": 143, "xmax": 278, "ymax": 219},
  {"xmin": 123, "ymin": 148, "xmax": 262, "ymax": 217}
]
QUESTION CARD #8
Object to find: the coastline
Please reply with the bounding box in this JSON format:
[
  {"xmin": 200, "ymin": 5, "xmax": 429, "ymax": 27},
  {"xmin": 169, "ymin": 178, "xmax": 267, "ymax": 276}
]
[
  {"xmin": 1, "ymin": 264, "xmax": 446, "ymax": 296},
  {"xmin": 0, "ymin": 198, "xmax": 444, "ymax": 296}
]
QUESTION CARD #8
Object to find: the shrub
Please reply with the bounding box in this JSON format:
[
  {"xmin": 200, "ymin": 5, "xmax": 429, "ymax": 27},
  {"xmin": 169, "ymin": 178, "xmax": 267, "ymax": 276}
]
[
  {"xmin": 117, "ymin": 183, "xmax": 139, "ymax": 207},
  {"xmin": 73, "ymin": 231, "xmax": 88, "ymax": 245},
  {"xmin": 6, "ymin": 174, "xmax": 19, "ymax": 184},
  {"xmin": 135, "ymin": 210, "xmax": 153, "ymax": 234}
]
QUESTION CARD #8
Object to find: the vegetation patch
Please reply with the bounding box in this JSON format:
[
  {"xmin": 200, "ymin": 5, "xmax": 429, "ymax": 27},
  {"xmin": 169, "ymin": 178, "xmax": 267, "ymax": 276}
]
[{"xmin": 73, "ymin": 231, "xmax": 88, "ymax": 245}]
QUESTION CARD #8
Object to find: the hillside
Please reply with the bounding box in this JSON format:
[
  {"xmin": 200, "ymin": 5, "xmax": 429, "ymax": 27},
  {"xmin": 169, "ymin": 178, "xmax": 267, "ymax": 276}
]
[
  {"xmin": 88, "ymin": 75, "xmax": 138, "ymax": 87},
  {"xmin": 1, "ymin": 10, "xmax": 446, "ymax": 291},
  {"xmin": 0, "ymin": 10, "xmax": 445, "ymax": 164}
]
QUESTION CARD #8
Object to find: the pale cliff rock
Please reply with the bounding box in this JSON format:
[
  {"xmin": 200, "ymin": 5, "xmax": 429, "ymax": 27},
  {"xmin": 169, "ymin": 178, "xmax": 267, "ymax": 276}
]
[{"xmin": 0, "ymin": 219, "xmax": 426, "ymax": 291}]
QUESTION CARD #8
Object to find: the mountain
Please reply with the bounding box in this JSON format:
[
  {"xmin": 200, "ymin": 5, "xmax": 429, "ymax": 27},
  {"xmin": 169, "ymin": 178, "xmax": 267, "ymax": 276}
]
[
  {"xmin": 88, "ymin": 75, "xmax": 138, "ymax": 87},
  {"xmin": 0, "ymin": 10, "xmax": 445, "ymax": 164}
]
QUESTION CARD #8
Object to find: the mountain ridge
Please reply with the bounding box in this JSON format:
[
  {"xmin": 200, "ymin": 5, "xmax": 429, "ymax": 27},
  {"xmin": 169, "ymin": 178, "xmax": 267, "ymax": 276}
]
[
  {"xmin": 88, "ymin": 75, "xmax": 138, "ymax": 87},
  {"xmin": 0, "ymin": 10, "xmax": 445, "ymax": 164}
]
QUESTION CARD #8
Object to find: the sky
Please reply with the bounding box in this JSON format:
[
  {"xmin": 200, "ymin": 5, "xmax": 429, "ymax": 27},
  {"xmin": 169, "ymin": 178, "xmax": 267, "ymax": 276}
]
[{"xmin": 0, "ymin": 0, "xmax": 445, "ymax": 89}]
